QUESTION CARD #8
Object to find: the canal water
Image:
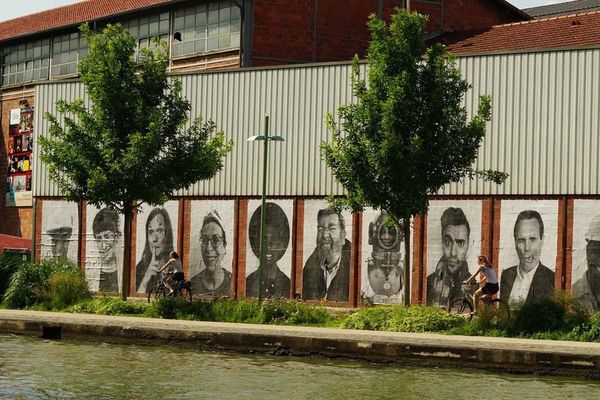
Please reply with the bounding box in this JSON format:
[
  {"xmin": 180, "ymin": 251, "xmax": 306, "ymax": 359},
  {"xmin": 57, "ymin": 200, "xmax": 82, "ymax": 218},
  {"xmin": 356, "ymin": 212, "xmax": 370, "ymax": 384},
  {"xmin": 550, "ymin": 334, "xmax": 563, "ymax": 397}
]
[{"xmin": 1, "ymin": 334, "xmax": 599, "ymax": 399}]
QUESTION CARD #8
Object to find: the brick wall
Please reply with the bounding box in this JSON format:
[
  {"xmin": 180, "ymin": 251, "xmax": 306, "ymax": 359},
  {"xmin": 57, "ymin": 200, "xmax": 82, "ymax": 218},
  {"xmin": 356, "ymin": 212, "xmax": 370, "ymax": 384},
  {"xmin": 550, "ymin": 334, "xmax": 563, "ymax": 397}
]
[
  {"xmin": 0, "ymin": 88, "xmax": 34, "ymax": 239},
  {"xmin": 252, "ymin": 0, "xmax": 525, "ymax": 65}
]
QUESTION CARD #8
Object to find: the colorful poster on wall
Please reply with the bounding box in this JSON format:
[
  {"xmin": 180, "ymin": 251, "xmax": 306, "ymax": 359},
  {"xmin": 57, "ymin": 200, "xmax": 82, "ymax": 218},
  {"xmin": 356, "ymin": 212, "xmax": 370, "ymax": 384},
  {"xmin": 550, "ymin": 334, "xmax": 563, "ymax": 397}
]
[
  {"xmin": 425, "ymin": 200, "xmax": 482, "ymax": 308},
  {"xmin": 360, "ymin": 208, "xmax": 408, "ymax": 305},
  {"xmin": 245, "ymin": 199, "xmax": 293, "ymax": 298},
  {"xmin": 301, "ymin": 199, "xmax": 353, "ymax": 302},
  {"xmin": 498, "ymin": 200, "xmax": 558, "ymax": 305},
  {"xmin": 134, "ymin": 201, "xmax": 179, "ymax": 293},
  {"xmin": 85, "ymin": 205, "xmax": 124, "ymax": 293},
  {"xmin": 571, "ymin": 200, "xmax": 600, "ymax": 314},
  {"xmin": 40, "ymin": 200, "xmax": 79, "ymax": 262},
  {"xmin": 6, "ymin": 107, "xmax": 33, "ymax": 207},
  {"xmin": 189, "ymin": 200, "xmax": 235, "ymax": 297}
]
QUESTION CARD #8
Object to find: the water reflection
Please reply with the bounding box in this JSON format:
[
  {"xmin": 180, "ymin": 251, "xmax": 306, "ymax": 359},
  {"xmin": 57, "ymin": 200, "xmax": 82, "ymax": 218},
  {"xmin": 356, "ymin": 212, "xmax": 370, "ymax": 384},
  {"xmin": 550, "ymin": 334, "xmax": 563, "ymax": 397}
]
[{"xmin": 0, "ymin": 334, "xmax": 599, "ymax": 399}]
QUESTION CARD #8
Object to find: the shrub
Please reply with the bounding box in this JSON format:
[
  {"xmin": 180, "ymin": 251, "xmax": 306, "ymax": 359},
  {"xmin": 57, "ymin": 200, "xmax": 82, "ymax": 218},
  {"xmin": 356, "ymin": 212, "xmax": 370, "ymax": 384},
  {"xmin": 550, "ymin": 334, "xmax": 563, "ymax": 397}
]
[
  {"xmin": 571, "ymin": 311, "xmax": 600, "ymax": 342},
  {"xmin": 43, "ymin": 271, "xmax": 91, "ymax": 309},
  {"xmin": 69, "ymin": 297, "xmax": 150, "ymax": 315},
  {"xmin": 3, "ymin": 258, "xmax": 84, "ymax": 309},
  {"xmin": 342, "ymin": 306, "xmax": 465, "ymax": 333},
  {"xmin": 507, "ymin": 293, "xmax": 589, "ymax": 337},
  {"xmin": 260, "ymin": 299, "xmax": 332, "ymax": 325},
  {"xmin": 0, "ymin": 254, "xmax": 24, "ymax": 301},
  {"xmin": 146, "ymin": 298, "xmax": 333, "ymax": 325},
  {"xmin": 212, "ymin": 299, "xmax": 262, "ymax": 323}
]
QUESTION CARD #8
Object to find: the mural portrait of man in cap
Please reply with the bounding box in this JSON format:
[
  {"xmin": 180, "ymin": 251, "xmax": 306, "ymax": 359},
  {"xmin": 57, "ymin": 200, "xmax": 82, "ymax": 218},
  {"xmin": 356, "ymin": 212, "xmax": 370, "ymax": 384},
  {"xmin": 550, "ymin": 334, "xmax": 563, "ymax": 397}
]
[
  {"xmin": 41, "ymin": 200, "xmax": 79, "ymax": 262},
  {"xmin": 572, "ymin": 214, "xmax": 600, "ymax": 313}
]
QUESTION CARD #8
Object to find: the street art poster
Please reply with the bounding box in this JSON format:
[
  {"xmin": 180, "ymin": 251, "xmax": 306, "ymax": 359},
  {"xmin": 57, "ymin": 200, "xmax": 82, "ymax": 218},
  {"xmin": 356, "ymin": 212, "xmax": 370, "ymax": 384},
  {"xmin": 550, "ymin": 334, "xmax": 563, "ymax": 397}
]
[
  {"xmin": 245, "ymin": 199, "xmax": 293, "ymax": 298},
  {"xmin": 189, "ymin": 200, "xmax": 235, "ymax": 297},
  {"xmin": 85, "ymin": 205, "xmax": 124, "ymax": 293},
  {"xmin": 6, "ymin": 107, "xmax": 33, "ymax": 207},
  {"xmin": 301, "ymin": 199, "xmax": 353, "ymax": 302},
  {"xmin": 498, "ymin": 200, "xmax": 558, "ymax": 304},
  {"xmin": 571, "ymin": 200, "xmax": 600, "ymax": 313},
  {"xmin": 40, "ymin": 200, "xmax": 79, "ymax": 262},
  {"xmin": 425, "ymin": 200, "xmax": 482, "ymax": 308},
  {"xmin": 135, "ymin": 201, "xmax": 179, "ymax": 293},
  {"xmin": 360, "ymin": 208, "xmax": 409, "ymax": 305}
]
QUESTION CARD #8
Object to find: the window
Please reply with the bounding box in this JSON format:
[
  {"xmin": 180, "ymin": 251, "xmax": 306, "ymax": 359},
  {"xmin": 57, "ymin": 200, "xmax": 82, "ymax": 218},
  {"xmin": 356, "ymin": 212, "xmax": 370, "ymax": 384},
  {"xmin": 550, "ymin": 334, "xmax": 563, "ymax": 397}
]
[
  {"xmin": 172, "ymin": 0, "xmax": 240, "ymax": 58},
  {"xmin": 123, "ymin": 12, "xmax": 170, "ymax": 62},
  {"xmin": 1, "ymin": 39, "xmax": 50, "ymax": 86},
  {"xmin": 51, "ymin": 32, "xmax": 87, "ymax": 78}
]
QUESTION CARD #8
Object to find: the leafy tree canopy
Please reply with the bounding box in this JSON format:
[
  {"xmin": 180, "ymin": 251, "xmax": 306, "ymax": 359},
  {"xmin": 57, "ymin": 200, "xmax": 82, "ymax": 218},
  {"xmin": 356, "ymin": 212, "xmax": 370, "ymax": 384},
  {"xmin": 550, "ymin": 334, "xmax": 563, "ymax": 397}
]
[
  {"xmin": 322, "ymin": 10, "xmax": 507, "ymax": 223},
  {"xmin": 40, "ymin": 23, "xmax": 233, "ymax": 213}
]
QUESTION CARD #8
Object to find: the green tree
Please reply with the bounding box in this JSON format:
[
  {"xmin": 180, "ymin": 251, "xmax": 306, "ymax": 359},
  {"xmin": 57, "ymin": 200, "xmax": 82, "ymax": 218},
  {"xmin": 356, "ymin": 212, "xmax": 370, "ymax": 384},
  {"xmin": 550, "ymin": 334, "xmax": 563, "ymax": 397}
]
[
  {"xmin": 321, "ymin": 11, "xmax": 507, "ymax": 305},
  {"xmin": 40, "ymin": 24, "xmax": 233, "ymax": 298}
]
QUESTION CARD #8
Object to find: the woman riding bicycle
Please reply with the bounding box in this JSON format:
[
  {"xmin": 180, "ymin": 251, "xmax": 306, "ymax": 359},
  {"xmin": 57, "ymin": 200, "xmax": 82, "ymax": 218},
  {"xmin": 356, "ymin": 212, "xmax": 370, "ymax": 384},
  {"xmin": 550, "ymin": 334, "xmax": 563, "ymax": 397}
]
[
  {"xmin": 158, "ymin": 251, "xmax": 183, "ymax": 294},
  {"xmin": 463, "ymin": 255, "xmax": 499, "ymax": 313}
]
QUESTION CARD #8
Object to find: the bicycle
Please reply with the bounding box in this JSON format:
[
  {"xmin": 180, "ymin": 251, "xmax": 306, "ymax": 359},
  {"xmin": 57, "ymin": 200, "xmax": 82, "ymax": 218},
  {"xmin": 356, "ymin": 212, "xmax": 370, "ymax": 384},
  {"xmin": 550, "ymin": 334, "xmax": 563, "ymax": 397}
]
[
  {"xmin": 147, "ymin": 272, "xmax": 193, "ymax": 302},
  {"xmin": 448, "ymin": 281, "xmax": 510, "ymax": 323}
]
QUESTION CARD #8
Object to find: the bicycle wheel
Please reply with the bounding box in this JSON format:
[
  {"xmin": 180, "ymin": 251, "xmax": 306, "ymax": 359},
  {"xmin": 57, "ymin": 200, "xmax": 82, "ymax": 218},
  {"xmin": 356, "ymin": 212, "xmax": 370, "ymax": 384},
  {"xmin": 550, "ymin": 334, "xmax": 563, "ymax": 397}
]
[
  {"xmin": 147, "ymin": 286, "xmax": 167, "ymax": 303},
  {"xmin": 178, "ymin": 286, "xmax": 192, "ymax": 302},
  {"xmin": 488, "ymin": 298, "xmax": 511, "ymax": 325},
  {"xmin": 449, "ymin": 298, "xmax": 473, "ymax": 319}
]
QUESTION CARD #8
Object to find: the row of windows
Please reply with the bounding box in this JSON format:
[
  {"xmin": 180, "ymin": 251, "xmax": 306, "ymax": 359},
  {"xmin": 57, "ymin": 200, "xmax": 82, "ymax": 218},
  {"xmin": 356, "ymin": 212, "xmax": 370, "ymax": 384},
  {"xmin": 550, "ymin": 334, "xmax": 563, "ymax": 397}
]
[{"xmin": 0, "ymin": 0, "xmax": 241, "ymax": 87}]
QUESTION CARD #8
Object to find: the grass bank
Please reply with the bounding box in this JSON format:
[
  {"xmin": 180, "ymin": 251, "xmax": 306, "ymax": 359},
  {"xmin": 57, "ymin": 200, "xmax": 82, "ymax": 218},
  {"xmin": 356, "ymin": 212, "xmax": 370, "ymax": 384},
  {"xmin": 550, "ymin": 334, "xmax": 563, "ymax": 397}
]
[{"xmin": 2, "ymin": 255, "xmax": 600, "ymax": 341}]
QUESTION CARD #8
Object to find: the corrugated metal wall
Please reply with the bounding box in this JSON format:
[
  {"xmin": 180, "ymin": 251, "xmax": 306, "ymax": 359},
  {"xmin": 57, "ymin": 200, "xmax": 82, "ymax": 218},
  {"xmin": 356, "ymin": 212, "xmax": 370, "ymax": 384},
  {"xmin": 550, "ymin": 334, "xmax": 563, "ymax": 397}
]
[{"xmin": 33, "ymin": 49, "xmax": 600, "ymax": 197}]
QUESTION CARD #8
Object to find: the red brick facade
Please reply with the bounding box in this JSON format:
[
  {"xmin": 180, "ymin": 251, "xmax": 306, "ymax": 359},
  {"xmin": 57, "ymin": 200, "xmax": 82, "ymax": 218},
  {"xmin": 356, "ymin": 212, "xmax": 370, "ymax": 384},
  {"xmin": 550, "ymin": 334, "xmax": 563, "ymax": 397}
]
[
  {"xmin": 0, "ymin": 88, "xmax": 34, "ymax": 239},
  {"xmin": 251, "ymin": 0, "xmax": 526, "ymax": 65}
]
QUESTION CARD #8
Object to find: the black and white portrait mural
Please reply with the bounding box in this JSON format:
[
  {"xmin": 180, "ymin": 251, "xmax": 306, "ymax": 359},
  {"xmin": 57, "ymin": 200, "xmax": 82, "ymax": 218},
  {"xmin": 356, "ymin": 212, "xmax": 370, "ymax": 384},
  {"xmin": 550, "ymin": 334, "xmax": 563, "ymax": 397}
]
[
  {"xmin": 498, "ymin": 200, "xmax": 557, "ymax": 304},
  {"xmin": 85, "ymin": 206, "xmax": 124, "ymax": 293},
  {"xmin": 426, "ymin": 201, "xmax": 481, "ymax": 308},
  {"xmin": 360, "ymin": 208, "xmax": 407, "ymax": 305},
  {"xmin": 135, "ymin": 201, "xmax": 179, "ymax": 293},
  {"xmin": 245, "ymin": 200, "xmax": 293, "ymax": 298},
  {"xmin": 571, "ymin": 200, "xmax": 600, "ymax": 314},
  {"xmin": 302, "ymin": 200, "xmax": 353, "ymax": 302},
  {"xmin": 41, "ymin": 200, "xmax": 79, "ymax": 262},
  {"xmin": 189, "ymin": 200, "xmax": 235, "ymax": 297}
]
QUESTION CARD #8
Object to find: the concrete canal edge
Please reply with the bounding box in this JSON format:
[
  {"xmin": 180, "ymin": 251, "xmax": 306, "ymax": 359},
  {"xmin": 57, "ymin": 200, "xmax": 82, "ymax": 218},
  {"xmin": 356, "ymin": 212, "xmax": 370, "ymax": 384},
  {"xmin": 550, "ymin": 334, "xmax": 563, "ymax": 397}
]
[{"xmin": 2, "ymin": 309, "xmax": 600, "ymax": 379}]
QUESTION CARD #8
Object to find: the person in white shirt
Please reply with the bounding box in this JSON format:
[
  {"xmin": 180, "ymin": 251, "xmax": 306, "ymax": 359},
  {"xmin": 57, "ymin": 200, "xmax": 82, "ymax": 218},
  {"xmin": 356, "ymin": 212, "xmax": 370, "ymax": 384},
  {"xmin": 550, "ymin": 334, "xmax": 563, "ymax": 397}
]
[
  {"xmin": 464, "ymin": 255, "xmax": 498, "ymax": 312},
  {"xmin": 500, "ymin": 210, "xmax": 555, "ymax": 304}
]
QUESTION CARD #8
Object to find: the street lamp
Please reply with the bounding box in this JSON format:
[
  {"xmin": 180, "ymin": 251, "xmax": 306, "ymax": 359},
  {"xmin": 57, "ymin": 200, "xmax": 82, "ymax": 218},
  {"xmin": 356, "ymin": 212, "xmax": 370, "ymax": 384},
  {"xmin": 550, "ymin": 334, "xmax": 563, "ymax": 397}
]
[{"xmin": 247, "ymin": 114, "xmax": 284, "ymax": 303}]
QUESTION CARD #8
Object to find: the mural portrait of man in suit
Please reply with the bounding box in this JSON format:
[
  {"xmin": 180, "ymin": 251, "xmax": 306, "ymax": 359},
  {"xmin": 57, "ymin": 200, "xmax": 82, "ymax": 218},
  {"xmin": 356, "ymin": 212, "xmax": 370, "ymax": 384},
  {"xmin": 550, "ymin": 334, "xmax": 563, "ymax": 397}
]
[{"xmin": 500, "ymin": 210, "xmax": 555, "ymax": 303}]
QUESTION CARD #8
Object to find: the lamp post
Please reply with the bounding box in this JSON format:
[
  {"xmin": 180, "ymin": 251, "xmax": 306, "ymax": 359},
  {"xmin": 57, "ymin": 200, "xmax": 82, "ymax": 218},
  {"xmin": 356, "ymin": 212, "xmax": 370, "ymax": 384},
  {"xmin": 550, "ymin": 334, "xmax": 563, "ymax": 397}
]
[{"xmin": 247, "ymin": 114, "xmax": 284, "ymax": 304}]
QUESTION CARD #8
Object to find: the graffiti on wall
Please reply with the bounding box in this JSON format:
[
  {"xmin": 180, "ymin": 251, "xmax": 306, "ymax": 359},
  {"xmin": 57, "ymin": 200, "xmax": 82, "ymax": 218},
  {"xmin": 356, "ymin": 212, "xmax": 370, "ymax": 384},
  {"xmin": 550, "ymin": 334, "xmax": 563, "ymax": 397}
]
[
  {"xmin": 189, "ymin": 200, "xmax": 235, "ymax": 297},
  {"xmin": 41, "ymin": 200, "xmax": 79, "ymax": 262},
  {"xmin": 85, "ymin": 206, "xmax": 124, "ymax": 293},
  {"xmin": 572, "ymin": 200, "xmax": 600, "ymax": 313},
  {"xmin": 135, "ymin": 201, "xmax": 179, "ymax": 293},
  {"xmin": 360, "ymin": 208, "xmax": 405, "ymax": 305},
  {"xmin": 498, "ymin": 200, "xmax": 557, "ymax": 304},
  {"xmin": 245, "ymin": 200, "xmax": 292, "ymax": 298},
  {"xmin": 425, "ymin": 201, "xmax": 482, "ymax": 308},
  {"xmin": 301, "ymin": 200, "xmax": 352, "ymax": 302}
]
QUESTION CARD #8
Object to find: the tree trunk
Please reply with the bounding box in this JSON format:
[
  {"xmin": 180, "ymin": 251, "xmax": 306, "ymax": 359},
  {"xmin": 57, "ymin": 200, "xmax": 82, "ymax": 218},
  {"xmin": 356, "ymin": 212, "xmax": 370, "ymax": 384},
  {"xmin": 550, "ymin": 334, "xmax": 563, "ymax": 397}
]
[
  {"xmin": 403, "ymin": 217, "xmax": 411, "ymax": 306},
  {"xmin": 121, "ymin": 207, "xmax": 133, "ymax": 300}
]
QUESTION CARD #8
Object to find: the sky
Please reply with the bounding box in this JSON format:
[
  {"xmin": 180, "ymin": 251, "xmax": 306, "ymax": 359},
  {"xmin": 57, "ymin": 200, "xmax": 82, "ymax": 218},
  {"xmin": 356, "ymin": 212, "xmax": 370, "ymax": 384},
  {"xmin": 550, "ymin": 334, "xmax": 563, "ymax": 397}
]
[{"xmin": 0, "ymin": 0, "xmax": 577, "ymax": 22}]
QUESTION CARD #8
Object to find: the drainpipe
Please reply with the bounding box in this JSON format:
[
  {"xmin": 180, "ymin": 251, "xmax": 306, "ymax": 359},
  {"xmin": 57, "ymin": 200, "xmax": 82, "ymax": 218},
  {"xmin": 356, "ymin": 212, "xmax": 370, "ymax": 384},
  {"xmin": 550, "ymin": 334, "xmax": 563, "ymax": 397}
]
[
  {"xmin": 406, "ymin": 0, "xmax": 410, "ymax": 11},
  {"xmin": 378, "ymin": 0, "xmax": 382, "ymax": 17},
  {"xmin": 440, "ymin": 0, "xmax": 445, "ymax": 33},
  {"xmin": 234, "ymin": 0, "xmax": 253, "ymax": 67},
  {"xmin": 312, "ymin": 0, "xmax": 318, "ymax": 62}
]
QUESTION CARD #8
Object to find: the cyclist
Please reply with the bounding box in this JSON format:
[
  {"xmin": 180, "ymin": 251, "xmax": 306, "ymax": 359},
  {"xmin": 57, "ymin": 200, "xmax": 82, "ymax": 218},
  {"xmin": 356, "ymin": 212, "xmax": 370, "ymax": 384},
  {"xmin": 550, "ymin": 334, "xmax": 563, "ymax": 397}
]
[
  {"xmin": 158, "ymin": 251, "xmax": 183, "ymax": 295},
  {"xmin": 463, "ymin": 255, "xmax": 499, "ymax": 313}
]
